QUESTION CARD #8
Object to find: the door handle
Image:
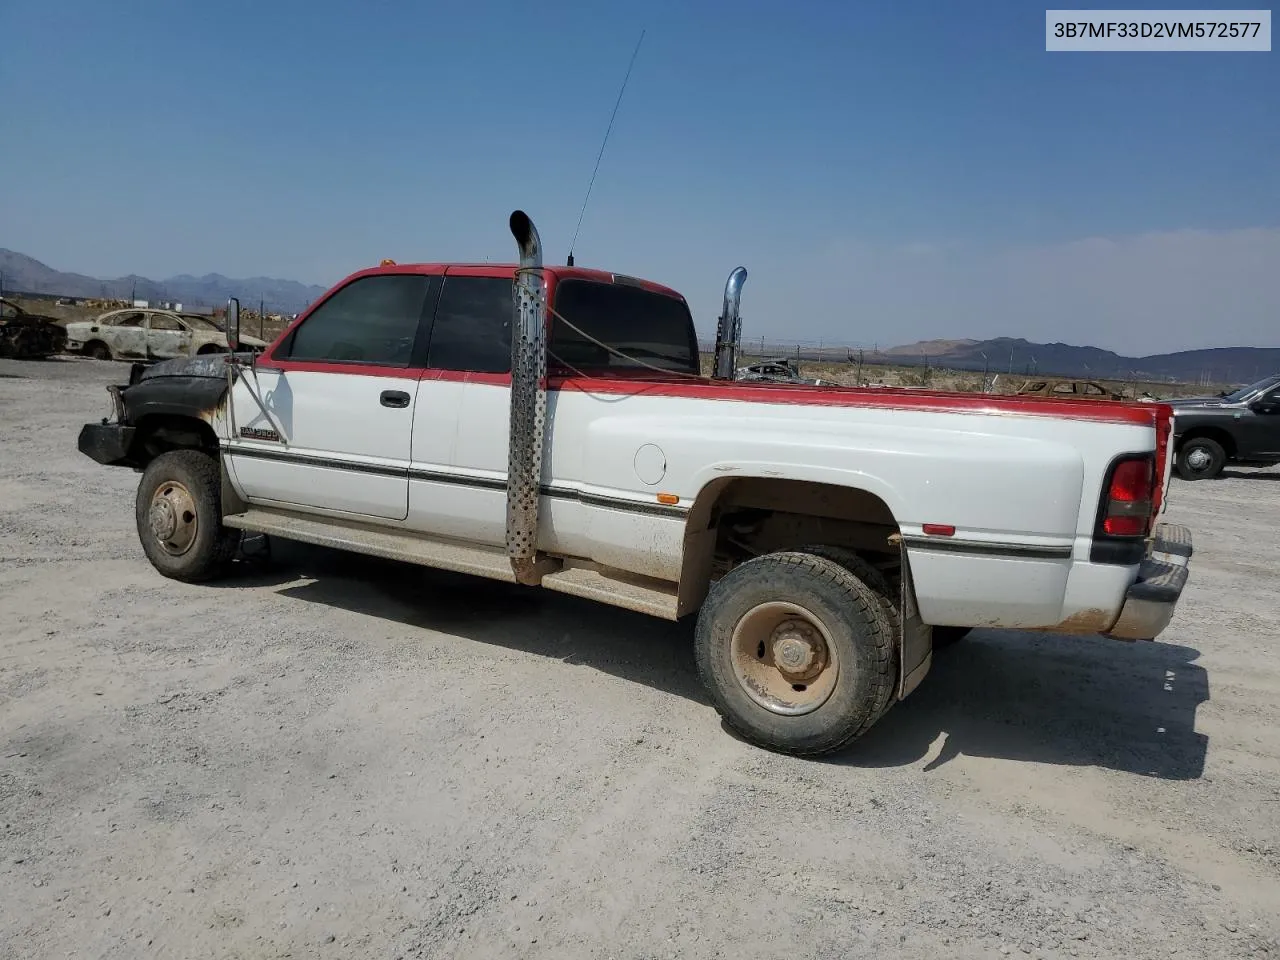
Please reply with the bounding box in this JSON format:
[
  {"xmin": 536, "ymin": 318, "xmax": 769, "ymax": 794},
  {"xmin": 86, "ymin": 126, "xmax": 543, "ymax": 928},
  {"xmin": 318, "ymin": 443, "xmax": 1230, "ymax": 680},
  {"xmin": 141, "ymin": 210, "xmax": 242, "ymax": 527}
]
[{"xmin": 380, "ymin": 390, "xmax": 411, "ymax": 409}]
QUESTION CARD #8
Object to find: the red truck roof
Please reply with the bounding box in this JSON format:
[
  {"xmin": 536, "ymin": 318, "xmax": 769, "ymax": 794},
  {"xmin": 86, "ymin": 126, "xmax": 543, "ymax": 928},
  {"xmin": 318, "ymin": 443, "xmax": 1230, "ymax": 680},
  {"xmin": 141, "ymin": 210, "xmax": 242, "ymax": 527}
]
[{"xmin": 347, "ymin": 261, "xmax": 685, "ymax": 300}]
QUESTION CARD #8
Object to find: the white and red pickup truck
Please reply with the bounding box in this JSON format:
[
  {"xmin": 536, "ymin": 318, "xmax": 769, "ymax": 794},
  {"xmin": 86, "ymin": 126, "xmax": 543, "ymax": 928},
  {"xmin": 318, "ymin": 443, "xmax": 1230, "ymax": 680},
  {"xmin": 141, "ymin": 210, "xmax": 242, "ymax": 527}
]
[{"xmin": 77, "ymin": 210, "xmax": 1193, "ymax": 756}]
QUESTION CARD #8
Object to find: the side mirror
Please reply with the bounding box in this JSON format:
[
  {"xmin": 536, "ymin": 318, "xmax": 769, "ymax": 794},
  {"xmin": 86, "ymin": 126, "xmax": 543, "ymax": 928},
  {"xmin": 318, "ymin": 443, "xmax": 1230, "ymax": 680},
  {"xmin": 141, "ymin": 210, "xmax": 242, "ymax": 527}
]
[
  {"xmin": 226, "ymin": 297, "xmax": 240, "ymax": 352},
  {"xmin": 1251, "ymin": 399, "xmax": 1280, "ymax": 415}
]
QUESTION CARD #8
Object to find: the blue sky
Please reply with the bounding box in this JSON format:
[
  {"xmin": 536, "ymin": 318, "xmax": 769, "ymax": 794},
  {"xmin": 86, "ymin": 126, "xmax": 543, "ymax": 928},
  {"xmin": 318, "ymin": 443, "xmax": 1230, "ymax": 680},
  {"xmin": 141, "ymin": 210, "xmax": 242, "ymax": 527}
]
[{"xmin": 2, "ymin": 0, "xmax": 1276, "ymax": 354}]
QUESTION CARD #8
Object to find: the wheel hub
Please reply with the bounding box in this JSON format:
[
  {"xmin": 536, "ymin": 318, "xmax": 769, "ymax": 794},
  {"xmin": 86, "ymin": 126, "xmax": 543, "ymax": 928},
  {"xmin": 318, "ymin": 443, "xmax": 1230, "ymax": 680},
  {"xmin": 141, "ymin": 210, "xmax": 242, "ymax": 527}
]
[
  {"xmin": 148, "ymin": 499, "xmax": 177, "ymax": 541},
  {"xmin": 771, "ymin": 619, "xmax": 826, "ymax": 681},
  {"xmin": 729, "ymin": 601, "xmax": 840, "ymax": 716},
  {"xmin": 148, "ymin": 481, "xmax": 198, "ymax": 556},
  {"xmin": 1187, "ymin": 448, "xmax": 1211, "ymax": 470}
]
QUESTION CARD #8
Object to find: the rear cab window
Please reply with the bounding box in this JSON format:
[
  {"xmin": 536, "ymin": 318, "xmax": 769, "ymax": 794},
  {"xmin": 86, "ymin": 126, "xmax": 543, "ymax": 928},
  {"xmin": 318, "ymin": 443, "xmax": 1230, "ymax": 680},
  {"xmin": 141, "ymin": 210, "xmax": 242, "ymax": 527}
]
[
  {"xmin": 549, "ymin": 278, "xmax": 699, "ymax": 376},
  {"xmin": 427, "ymin": 276, "xmax": 512, "ymax": 373}
]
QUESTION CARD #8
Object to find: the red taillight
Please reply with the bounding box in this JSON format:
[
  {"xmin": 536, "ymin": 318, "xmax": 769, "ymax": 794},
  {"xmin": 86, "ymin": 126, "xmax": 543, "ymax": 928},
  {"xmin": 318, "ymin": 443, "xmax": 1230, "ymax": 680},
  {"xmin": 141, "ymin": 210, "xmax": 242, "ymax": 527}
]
[
  {"xmin": 1102, "ymin": 457, "xmax": 1154, "ymax": 537},
  {"xmin": 1110, "ymin": 459, "xmax": 1153, "ymax": 501}
]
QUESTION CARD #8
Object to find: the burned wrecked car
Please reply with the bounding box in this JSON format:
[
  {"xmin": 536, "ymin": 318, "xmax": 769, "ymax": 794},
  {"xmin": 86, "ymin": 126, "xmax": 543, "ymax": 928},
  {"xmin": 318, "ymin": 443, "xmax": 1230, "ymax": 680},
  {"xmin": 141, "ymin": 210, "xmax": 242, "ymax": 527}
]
[
  {"xmin": 0, "ymin": 297, "xmax": 68, "ymax": 359},
  {"xmin": 1013, "ymin": 378, "xmax": 1127, "ymax": 401},
  {"xmin": 64, "ymin": 308, "xmax": 268, "ymax": 362},
  {"xmin": 735, "ymin": 357, "xmax": 828, "ymax": 385}
]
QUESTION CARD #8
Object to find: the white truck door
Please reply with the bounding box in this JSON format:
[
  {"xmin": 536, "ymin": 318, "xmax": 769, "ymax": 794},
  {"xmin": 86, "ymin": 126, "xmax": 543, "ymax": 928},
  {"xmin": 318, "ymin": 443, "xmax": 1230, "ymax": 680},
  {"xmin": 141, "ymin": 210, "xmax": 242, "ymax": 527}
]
[
  {"xmin": 407, "ymin": 272, "xmax": 514, "ymax": 545},
  {"xmin": 225, "ymin": 272, "xmax": 439, "ymax": 522}
]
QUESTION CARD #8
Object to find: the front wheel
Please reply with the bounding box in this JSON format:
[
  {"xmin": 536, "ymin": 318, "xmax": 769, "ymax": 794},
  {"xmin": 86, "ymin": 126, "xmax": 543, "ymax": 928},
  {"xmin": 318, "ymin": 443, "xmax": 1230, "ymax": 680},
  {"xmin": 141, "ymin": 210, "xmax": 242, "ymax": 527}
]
[
  {"xmin": 694, "ymin": 550, "xmax": 898, "ymax": 757},
  {"xmin": 134, "ymin": 449, "xmax": 239, "ymax": 582},
  {"xmin": 1176, "ymin": 437, "xmax": 1226, "ymax": 481}
]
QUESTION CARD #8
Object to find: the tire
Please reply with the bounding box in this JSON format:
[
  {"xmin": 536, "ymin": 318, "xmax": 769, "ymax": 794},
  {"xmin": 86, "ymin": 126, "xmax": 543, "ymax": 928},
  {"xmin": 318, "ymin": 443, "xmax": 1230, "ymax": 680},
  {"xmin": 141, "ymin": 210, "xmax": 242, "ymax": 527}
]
[
  {"xmin": 803, "ymin": 541, "xmax": 967, "ymax": 655},
  {"xmin": 134, "ymin": 449, "xmax": 239, "ymax": 582},
  {"xmin": 1175, "ymin": 436, "xmax": 1226, "ymax": 481},
  {"xmin": 85, "ymin": 341, "xmax": 112, "ymax": 361},
  {"xmin": 931, "ymin": 626, "xmax": 971, "ymax": 648},
  {"xmin": 694, "ymin": 550, "xmax": 898, "ymax": 757},
  {"xmin": 795, "ymin": 543, "xmax": 902, "ymax": 641}
]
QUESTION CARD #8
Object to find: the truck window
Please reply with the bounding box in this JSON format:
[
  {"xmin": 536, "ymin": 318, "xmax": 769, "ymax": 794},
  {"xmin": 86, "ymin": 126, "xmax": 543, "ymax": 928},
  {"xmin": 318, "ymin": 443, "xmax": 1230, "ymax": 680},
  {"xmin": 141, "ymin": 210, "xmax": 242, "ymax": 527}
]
[
  {"xmin": 427, "ymin": 276, "xmax": 512, "ymax": 373},
  {"xmin": 281, "ymin": 274, "xmax": 431, "ymax": 366},
  {"xmin": 550, "ymin": 279, "xmax": 699, "ymax": 375}
]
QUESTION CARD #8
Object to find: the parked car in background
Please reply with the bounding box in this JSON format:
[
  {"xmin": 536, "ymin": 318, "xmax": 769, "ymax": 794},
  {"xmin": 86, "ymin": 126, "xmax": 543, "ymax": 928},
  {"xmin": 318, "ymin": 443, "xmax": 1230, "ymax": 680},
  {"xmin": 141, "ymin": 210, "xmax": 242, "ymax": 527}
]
[
  {"xmin": 64, "ymin": 308, "xmax": 267, "ymax": 362},
  {"xmin": 1169, "ymin": 373, "xmax": 1280, "ymax": 479},
  {"xmin": 0, "ymin": 297, "xmax": 68, "ymax": 359}
]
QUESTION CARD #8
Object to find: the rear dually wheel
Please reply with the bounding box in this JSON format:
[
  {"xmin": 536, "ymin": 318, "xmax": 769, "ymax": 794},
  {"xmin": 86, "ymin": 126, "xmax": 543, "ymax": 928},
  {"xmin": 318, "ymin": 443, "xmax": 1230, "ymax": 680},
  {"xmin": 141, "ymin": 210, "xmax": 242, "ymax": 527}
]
[{"xmin": 694, "ymin": 550, "xmax": 897, "ymax": 757}]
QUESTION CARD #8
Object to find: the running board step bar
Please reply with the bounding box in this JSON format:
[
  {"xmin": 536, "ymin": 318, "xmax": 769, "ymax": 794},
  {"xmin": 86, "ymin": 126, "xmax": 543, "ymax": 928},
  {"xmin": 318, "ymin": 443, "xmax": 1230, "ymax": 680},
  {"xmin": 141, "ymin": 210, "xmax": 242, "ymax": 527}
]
[{"xmin": 222, "ymin": 507, "xmax": 680, "ymax": 620}]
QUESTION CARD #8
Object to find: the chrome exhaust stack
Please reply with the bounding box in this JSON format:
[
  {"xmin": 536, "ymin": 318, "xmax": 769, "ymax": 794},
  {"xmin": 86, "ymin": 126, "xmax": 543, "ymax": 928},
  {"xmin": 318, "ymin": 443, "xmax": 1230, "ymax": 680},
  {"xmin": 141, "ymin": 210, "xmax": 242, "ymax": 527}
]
[
  {"xmin": 506, "ymin": 210, "xmax": 555, "ymax": 585},
  {"xmin": 711, "ymin": 266, "xmax": 748, "ymax": 380}
]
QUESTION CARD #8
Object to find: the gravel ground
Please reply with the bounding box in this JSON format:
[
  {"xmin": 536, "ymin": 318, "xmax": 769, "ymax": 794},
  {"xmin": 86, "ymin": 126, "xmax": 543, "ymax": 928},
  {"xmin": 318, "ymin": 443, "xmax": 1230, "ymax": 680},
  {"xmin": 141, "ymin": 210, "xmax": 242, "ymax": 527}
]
[{"xmin": 2, "ymin": 356, "xmax": 1278, "ymax": 959}]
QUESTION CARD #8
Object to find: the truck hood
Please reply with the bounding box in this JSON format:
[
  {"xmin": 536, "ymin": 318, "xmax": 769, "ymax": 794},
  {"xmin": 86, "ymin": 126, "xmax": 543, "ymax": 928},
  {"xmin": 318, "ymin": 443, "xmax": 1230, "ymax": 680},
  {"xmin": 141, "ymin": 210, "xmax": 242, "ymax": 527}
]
[{"xmin": 137, "ymin": 351, "xmax": 258, "ymax": 381}]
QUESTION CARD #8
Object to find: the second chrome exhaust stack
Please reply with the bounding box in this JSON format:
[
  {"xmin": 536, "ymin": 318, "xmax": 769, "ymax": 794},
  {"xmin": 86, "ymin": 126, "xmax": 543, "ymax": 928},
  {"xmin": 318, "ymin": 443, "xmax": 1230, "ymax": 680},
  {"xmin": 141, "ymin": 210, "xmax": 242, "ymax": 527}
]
[{"xmin": 711, "ymin": 266, "xmax": 748, "ymax": 380}]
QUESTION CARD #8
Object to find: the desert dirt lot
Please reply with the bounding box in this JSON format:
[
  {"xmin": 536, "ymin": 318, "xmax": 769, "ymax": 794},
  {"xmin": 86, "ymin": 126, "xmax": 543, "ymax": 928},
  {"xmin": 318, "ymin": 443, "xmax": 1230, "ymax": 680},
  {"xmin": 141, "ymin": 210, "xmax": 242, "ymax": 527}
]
[{"xmin": 1, "ymin": 356, "xmax": 1278, "ymax": 960}]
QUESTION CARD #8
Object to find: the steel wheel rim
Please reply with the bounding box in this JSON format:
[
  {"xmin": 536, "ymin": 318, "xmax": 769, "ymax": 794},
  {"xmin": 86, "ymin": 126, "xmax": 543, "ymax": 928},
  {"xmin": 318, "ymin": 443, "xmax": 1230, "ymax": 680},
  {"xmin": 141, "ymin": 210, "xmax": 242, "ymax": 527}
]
[
  {"xmin": 729, "ymin": 600, "xmax": 840, "ymax": 716},
  {"xmin": 148, "ymin": 480, "xmax": 199, "ymax": 556}
]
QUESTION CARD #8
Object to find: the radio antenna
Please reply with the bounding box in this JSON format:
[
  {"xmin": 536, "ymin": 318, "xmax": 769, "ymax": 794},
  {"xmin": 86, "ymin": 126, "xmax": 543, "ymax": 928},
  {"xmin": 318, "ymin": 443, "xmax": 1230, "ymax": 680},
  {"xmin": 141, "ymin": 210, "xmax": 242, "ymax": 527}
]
[{"xmin": 566, "ymin": 28, "xmax": 645, "ymax": 267}]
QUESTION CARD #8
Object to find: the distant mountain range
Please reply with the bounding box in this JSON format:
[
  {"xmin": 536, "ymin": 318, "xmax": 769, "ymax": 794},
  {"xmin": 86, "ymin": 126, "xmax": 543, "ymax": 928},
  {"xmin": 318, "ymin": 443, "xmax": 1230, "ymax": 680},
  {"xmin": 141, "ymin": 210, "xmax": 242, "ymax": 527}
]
[
  {"xmin": 0, "ymin": 249, "xmax": 327, "ymax": 315},
  {"xmin": 4, "ymin": 247, "xmax": 1277, "ymax": 384},
  {"xmin": 876, "ymin": 337, "xmax": 1280, "ymax": 385}
]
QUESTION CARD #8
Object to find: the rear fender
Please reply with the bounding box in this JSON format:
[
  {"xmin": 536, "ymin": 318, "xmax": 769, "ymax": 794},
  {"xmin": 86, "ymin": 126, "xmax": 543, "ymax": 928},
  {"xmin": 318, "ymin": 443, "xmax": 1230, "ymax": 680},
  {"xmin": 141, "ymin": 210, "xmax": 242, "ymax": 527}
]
[
  {"xmin": 687, "ymin": 461, "xmax": 907, "ymax": 521},
  {"xmin": 680, "ymin": 466, "xmax": 928, "ymax": 701}
]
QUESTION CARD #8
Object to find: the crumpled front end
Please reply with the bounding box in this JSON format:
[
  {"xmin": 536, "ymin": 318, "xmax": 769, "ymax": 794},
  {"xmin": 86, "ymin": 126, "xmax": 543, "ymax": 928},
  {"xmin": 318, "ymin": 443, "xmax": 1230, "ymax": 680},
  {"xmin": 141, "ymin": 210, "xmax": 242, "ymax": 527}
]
[{"xmin": 77, "ymin": 353, "xmax": 245, "ymax": 470}]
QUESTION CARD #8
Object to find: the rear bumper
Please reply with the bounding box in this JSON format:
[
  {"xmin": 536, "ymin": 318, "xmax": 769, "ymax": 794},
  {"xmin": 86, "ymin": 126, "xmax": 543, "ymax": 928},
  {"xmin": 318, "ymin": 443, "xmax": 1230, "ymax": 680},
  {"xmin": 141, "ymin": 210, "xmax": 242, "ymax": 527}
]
[
  {"xmin": 78, "ymin": 421, "xmax": 136, "ymax": 467},
  {"xmin": 1104, "ymin": 522, "xmax": 1192, "ymax": 641}
]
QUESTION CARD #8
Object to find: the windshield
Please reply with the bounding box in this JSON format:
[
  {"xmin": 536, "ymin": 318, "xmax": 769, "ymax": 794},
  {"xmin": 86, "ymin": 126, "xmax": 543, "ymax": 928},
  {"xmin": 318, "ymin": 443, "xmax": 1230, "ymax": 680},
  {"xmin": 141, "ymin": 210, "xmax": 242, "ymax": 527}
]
[
  {"xmin": 1222, "ymin": 373, "xmax": 1280, "ymax": 403},
  {"xmin": 549, "ymin": 279, "xmax": 699, "ymax": 375}
]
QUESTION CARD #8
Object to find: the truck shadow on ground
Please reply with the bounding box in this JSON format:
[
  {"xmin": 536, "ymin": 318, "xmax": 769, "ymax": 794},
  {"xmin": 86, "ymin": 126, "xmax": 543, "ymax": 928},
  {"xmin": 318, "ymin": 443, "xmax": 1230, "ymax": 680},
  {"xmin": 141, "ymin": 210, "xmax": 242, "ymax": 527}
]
[
  {"xmin": 839, "ymin": 631, "xmax": 1210, "ymax": 780},
  {"xmin": 229, "ymin": 538, "xmax": 709, "ymax": 703},
  {"xmin": 236, "ymin": 539, "xmax": 1210, "ymax": 781}
]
